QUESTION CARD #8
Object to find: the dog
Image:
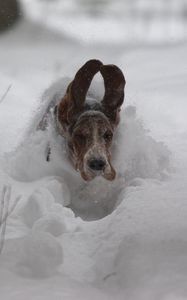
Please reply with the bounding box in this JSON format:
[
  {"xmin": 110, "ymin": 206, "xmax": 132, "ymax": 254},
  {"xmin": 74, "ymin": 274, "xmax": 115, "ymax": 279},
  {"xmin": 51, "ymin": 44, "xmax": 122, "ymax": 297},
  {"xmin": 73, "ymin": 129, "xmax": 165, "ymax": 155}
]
[{"xmin": 39, "ymin": 59, "xmax": 125, "ymax": 182}]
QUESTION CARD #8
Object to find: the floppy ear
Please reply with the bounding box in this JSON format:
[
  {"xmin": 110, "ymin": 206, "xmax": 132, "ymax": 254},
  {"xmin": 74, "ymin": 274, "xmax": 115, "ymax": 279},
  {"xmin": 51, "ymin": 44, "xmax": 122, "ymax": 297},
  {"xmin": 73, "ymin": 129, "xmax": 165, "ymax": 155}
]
[
  {"xmin": 58, "ymin": 59, "xmax": 103, "ymax": 127},
  {"xmin": 100, "ymin": 64, "xmax": 126, "ymax": 125}
]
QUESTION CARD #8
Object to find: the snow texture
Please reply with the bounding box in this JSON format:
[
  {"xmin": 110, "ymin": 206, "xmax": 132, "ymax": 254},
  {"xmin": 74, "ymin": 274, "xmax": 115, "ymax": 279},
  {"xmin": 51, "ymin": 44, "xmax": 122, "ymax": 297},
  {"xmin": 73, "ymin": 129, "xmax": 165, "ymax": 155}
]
[{"xmin": 0, "ymin": 17, "xmax": 187, "ymax": 300}]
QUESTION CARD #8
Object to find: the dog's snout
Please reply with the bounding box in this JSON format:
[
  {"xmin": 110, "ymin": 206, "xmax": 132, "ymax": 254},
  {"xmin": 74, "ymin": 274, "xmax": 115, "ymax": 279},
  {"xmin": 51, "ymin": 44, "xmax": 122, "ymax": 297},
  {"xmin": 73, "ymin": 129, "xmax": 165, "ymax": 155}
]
[{"xmin": 88, "ymin": 159, "xmax": 106, "ymax": 171}]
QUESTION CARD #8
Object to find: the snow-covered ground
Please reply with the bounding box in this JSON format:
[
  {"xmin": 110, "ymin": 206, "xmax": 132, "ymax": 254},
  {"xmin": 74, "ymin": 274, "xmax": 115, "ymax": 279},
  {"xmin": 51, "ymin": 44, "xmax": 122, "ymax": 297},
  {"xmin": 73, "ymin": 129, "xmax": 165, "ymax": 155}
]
[
  {"xmin": 0, "ymin": 19, "xmax": 187, "ymax": 300},
  {"xmin": 20, "ymin": 0, "xmax": 187, "ymax": 44}
]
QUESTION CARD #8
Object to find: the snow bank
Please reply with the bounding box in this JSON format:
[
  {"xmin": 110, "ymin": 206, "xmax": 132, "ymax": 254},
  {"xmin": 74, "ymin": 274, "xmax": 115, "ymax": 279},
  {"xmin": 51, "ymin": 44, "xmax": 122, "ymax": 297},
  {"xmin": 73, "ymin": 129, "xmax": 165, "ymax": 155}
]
[
  {"xmin": 0, "ymin": 91, "xmax": 173, "ymax": 298},
  {"xmin": 0, "ymin": 73, "xmax": 172, "ymax": 293}
]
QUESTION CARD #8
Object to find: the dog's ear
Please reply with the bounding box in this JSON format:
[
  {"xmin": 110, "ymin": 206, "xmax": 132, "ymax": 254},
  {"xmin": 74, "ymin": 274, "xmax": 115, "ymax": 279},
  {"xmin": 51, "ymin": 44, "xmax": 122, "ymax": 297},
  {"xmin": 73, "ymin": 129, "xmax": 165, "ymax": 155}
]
[
  {"xmin": 58, "ymin": 59, "xmax": 102, "ymax": 127},
  {"xmin": 100, "ymin": 64, "xmax": 126, "ymax": 125}
]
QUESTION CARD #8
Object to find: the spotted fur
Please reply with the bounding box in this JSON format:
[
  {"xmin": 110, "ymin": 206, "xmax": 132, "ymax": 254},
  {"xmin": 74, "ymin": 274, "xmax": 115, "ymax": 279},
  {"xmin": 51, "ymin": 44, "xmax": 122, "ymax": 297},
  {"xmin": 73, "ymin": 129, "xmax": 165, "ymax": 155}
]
[{"xmin": 45, "ymin": 59, "xmax": 126, "ymax": 181}]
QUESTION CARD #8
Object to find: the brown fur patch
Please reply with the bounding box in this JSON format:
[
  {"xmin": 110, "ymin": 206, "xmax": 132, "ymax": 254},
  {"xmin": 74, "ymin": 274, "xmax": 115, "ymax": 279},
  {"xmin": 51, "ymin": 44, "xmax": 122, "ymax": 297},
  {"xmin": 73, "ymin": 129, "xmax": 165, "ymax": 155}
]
[{"xmin": 55, "ymin": 59, "xmax": 125, "ymax": 181}]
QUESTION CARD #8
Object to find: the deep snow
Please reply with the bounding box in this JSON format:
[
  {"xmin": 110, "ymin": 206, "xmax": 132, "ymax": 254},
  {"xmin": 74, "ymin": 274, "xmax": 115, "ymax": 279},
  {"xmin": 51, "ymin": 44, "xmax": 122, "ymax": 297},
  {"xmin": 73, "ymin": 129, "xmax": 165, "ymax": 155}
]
[{"xmin": 0, "ymin": 20, "xmax": 187, "ymax": 300}]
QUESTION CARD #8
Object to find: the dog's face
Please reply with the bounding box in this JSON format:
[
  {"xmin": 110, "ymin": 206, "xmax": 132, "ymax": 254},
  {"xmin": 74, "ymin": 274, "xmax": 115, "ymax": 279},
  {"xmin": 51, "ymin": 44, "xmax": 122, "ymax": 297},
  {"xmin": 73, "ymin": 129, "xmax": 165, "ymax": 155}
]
[
  {"xmin": 56, "ymin": 59, "xmax": 125, "ymax": 181},
  {"xmin": 69, "ymin": 111, "xmax": 115, "ymax": 181}
]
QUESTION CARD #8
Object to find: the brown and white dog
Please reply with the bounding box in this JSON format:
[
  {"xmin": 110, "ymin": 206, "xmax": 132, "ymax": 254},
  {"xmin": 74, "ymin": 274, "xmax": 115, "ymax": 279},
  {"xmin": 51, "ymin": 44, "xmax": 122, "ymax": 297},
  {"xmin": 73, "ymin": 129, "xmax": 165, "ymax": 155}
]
[{"xmin": 41, "ymin": 59, "xmax": 125, "ymax": 182}]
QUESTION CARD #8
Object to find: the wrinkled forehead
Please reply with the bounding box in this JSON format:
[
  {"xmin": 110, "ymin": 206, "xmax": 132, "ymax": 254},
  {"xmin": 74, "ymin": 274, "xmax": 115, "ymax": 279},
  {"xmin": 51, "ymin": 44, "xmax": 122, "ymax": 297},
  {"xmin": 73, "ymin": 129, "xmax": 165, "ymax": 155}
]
[{"xmin": 72, "ymin": 111, "xmax": 112, "ymax": 134}]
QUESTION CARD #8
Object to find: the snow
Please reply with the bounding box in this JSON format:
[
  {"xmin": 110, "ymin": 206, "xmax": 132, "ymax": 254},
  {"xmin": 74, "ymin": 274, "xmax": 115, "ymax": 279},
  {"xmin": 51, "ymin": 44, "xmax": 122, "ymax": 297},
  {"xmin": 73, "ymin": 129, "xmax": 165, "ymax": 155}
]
[
  {"xmin": 0, "ymin": 18, "xmax": 187, "ymax": 300},
  {"xmin": 20, "ymin": 0, "xmax": 187, "ymax": 45}
]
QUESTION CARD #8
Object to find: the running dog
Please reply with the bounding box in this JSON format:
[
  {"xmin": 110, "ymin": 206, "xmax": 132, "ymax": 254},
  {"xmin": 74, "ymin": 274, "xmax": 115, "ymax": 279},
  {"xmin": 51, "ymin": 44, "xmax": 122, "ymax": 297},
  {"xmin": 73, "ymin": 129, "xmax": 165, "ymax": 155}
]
[{"xmin": 39, "ymin": 59, "xmax": 125, "ymax": 182}]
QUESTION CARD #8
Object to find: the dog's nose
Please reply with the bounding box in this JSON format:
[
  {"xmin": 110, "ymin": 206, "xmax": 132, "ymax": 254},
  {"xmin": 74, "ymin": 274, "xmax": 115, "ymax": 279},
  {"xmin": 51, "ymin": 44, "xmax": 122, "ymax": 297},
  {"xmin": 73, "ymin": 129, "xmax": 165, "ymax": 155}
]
[{"xmin": 88, "ymin": 159, "xmax": 106, "ymax": 171}]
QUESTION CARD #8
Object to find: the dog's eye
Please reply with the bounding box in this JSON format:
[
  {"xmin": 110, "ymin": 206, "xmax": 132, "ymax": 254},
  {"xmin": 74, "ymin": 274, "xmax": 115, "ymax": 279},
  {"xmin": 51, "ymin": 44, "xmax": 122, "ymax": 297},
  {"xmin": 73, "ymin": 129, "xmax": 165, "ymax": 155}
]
[
  {"xmin": 103, "ymin": 131, "xmax": 113, "ymax": 141},
  {"xmin": 74, "ymin": 133, "xmax": 86, "ymax": 143}
]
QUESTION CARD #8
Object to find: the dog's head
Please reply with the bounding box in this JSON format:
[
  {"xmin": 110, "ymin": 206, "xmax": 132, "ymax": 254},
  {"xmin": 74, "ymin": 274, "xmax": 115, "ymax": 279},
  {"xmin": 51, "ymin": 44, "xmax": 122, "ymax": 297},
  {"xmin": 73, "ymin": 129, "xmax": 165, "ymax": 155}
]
[{"xmin": 56, "ymin": 59, "xmax": 125, "ymax": 181}]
